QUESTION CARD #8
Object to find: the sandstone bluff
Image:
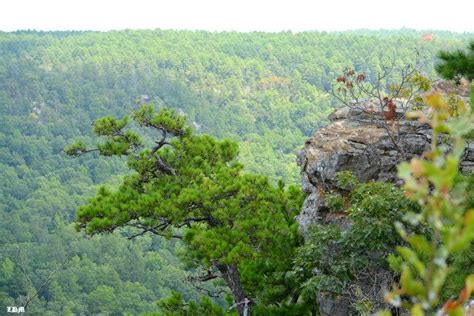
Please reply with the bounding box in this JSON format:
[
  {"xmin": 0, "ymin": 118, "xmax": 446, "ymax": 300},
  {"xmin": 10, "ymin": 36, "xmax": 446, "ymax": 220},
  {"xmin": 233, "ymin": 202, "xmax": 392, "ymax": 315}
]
[{"xmin": 296, "ymin": 80, "xmax": 473, "ymax": 315}]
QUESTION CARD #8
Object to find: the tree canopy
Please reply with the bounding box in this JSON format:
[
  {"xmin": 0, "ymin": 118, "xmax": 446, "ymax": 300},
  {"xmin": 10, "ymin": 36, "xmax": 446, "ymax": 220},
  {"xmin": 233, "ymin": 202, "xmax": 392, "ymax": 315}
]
[
  {"xmin": 67, "ymin": 105, "xmax": 304, "ymax": 315},
  {"xmin": 1, "ymin": 29, "xmax": 472, "ymax": 314}
]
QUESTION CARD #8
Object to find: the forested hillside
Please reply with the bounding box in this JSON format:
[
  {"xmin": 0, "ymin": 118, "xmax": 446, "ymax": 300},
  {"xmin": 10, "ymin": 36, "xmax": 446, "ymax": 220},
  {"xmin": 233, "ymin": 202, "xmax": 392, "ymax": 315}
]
[{"xmin": 0, "ymin": 29, "xmax": 472, "ymax": 314}]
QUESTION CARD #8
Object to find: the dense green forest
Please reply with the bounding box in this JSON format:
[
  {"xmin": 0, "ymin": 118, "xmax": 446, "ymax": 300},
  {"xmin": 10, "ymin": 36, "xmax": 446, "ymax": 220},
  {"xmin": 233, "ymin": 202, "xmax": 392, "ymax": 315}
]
[{"xmin": 0, "ymin": 29, "xmax": 472, "ymax": 315}]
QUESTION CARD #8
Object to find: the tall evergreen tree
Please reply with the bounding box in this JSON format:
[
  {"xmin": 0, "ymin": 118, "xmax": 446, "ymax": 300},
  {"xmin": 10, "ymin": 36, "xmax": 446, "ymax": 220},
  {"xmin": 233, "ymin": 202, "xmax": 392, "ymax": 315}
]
[{"xmin": 66, "ymin": 105, "xmax": 304, "ymax": 315}]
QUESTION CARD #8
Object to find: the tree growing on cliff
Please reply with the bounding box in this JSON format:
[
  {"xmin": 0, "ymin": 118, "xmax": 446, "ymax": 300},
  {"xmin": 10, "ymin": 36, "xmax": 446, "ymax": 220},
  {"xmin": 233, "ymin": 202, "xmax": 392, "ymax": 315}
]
[{"xmin": 65, "ymin": 105, "xmax": 304, "ymax": 316}]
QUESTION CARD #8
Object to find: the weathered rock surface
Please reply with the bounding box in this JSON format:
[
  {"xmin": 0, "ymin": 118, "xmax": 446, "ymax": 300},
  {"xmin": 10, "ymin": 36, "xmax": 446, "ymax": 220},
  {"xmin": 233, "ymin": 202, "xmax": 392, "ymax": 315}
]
[
  {"xmin": 298, "ymin": 82, "xmax": 472, "ymax": 235},
  {"xmin": 297, "ymin": 108, "xmax": 434, "ymax": 234},
  {"xmin": 296, "ymin": 80, "xmax": 473, "ymax": 315}
]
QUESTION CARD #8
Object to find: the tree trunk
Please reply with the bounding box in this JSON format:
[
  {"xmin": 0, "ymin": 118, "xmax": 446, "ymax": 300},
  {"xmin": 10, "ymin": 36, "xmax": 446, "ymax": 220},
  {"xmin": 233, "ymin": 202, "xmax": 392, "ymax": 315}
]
[{"xmin": 217, "ymin": 263, "xmax": 248, "ymax": 316}]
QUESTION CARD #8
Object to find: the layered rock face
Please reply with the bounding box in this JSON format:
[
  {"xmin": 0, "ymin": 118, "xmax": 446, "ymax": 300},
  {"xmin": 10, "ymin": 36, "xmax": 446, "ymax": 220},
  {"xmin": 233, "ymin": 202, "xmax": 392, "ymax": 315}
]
[
  {"xmin": 297, "ymin": 105, "xmax": 433, "ymax": 234},
  {"xmin": 297, "ymin": 82, "xmax": 472, "ymax": 235},
  {"xmin": 296, "ymin": 81, "xmax": 472, "ymax": 315}
]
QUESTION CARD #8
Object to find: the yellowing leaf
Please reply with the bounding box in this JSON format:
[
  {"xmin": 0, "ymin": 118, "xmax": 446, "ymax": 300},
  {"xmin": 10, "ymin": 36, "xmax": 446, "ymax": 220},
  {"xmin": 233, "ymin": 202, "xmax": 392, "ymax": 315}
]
[
  {"xmin": 410, "ymin": 159, "xmax": 424, "ymax": 176},
  {"xmin": 411, "ymin": 304, "xmax": 424, "ymax": 316},
  {"xmin": 465, "ymin": 274, "xmax": 474, "ymax": 294},
  {"xmin": 425, "ymin": 93, "xmax": 448, "ymax": 111}
]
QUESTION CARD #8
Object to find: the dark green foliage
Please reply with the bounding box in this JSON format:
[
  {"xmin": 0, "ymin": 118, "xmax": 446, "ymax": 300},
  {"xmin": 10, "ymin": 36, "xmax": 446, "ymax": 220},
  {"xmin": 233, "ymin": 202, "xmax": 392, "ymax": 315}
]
[
  {"xmin": 292, "ymin": 179, "xmax": 419, "ymax": 312},
  {"xmin": 153, "ymin": 291, "xmax": 312, "ymax": 316},
  {"xmin": 0, "ymin": 221, "xmax": 204, "ymax": 315},
  {"xmin": 348, "ymin": 183, "xmax": 419, "ymax": 252},
  {"xmin": 325, "ymin": 193, "xmax": 345, "ymax": 212},
  {"xmin": 251, "ymin": 302, "xmax": 312, "ymax": 315},
  {"xmin": 436, "ymin": 41, "xmax": 474, "ymax": 80},
  {"xmin": 335, "ymin": 170, "xmax": 359, "ymax": 191},
  {"xmin": 1, "ymin": 29, "xmax": 471, "ymax": 313},
  {"xmin": 151, "ymin": 292, "xmax": 230, "ymax": 316},
  {"xmin": 68, "ymin": 105, "xmax": 304, "ymax": 314}
]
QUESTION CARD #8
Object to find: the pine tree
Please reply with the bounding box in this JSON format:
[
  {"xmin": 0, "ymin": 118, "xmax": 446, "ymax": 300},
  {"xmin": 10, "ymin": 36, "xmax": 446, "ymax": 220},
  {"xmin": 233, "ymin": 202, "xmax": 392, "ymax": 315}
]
[
  {"xmin": 436, "ymin": 41, "xmax": 474, "ymax": 81},
  {"xmin": 66, "ymin": 105, "xmax": 303, "ymax": 315}
]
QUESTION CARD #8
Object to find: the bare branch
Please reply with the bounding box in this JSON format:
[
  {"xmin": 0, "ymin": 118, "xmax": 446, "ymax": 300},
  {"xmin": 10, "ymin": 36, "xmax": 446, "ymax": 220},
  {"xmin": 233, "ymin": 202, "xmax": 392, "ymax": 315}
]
[{"xmin": 328, "ymin": 59, "xmax": 426, "ymax": 159}]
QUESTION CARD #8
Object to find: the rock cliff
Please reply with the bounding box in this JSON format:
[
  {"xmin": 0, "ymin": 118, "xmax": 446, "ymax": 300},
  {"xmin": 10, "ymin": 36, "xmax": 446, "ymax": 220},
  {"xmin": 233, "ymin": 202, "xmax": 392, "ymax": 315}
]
[{"xmin": 296, "ymin": 80, "xmax": 473, "ymax": 315}]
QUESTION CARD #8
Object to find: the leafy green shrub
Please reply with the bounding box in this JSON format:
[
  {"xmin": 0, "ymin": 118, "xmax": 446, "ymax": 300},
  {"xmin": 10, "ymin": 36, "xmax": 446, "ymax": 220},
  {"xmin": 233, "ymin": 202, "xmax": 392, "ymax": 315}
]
[
  {"xmin": 292, "ymin": 176, "xmax": 418, "ymax": 313},
  {"xmin": 148, "ymin": 291, "xmax": 230, "ymax": 316},
  {"xmin": 326, "ymin": 193, "xmax": 345, "ymax": 213},
  {"xmin": 335, "ymin": 170, "xmax": 359, "ymax": 190},
  {"xmin": 382, "ymin": 90, "xmax": 474, "ymax": 315}
]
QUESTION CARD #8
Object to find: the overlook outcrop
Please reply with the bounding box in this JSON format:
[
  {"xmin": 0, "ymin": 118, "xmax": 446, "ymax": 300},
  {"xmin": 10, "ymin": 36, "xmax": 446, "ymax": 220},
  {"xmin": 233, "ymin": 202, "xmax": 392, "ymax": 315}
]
[
  {"xmin": 297, "ymin": 81, "xmax": 472, "ymax": 235},
  {"xmin": 296, "ymin": 80, "xmax": 473, "ymax": 315}
]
